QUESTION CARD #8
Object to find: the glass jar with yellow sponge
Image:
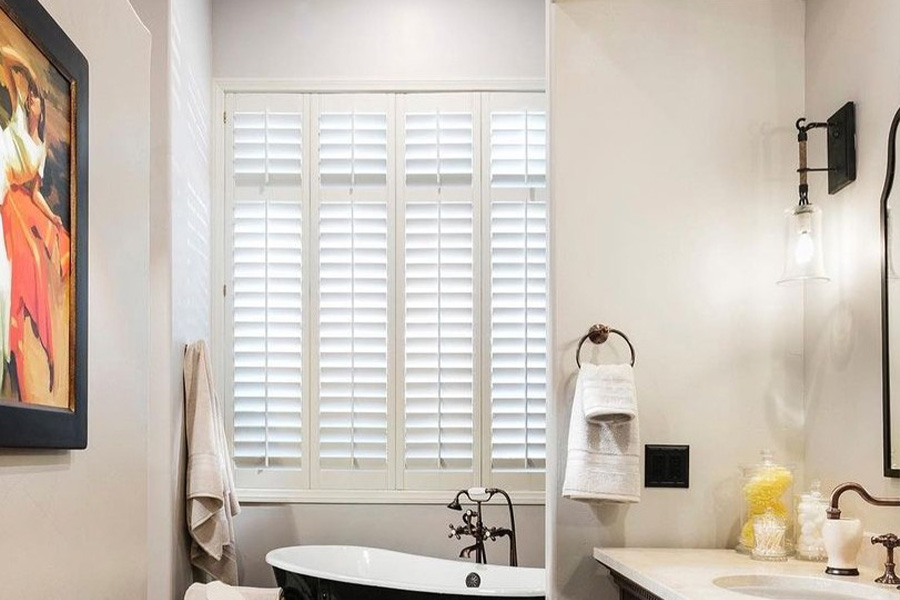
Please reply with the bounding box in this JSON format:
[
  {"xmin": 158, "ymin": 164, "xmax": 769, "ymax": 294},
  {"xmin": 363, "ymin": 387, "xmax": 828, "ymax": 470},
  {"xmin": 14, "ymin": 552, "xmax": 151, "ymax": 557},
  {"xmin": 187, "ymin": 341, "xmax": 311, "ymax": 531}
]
[{"xmin": 737, "ymin": 450, "xmax": 795, "ymax": 555}]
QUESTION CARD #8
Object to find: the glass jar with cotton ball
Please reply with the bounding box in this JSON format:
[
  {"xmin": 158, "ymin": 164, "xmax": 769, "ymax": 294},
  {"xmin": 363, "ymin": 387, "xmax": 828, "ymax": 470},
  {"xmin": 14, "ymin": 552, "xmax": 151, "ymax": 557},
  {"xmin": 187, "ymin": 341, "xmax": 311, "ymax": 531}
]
[{"xmin": 795, "ymin": 480, "xmax": 829, "ymax": 561}]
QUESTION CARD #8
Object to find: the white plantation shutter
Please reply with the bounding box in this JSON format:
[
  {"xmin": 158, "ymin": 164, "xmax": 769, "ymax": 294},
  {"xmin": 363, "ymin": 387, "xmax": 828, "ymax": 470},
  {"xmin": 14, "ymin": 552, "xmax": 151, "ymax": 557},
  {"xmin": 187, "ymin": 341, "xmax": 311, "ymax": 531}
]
[
  {"xmin": 221, "ymin": 90, "xmax": 547, "ymax": 499},
  {"xmin": 483, "ymin": 93, "xmax": 547, "ymax": 488},
  {"xmin": 314, "ymin": 94, "xmax": 393, "ymax": 488},
  {"xmin": 399, "ymin": 94, "xmax": 478, "ymax": 489},
  {"xmin": 226, "ymin": 93, "xmax": 307, "ymax": 489}
]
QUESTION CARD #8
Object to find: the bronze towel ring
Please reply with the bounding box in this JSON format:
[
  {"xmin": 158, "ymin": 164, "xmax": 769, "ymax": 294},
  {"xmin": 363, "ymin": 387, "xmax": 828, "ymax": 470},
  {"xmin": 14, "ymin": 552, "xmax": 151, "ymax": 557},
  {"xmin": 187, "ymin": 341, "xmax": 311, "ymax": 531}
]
[{"xmin": 575, "ymin": 324, "xmax": 636, "ymax": 368}]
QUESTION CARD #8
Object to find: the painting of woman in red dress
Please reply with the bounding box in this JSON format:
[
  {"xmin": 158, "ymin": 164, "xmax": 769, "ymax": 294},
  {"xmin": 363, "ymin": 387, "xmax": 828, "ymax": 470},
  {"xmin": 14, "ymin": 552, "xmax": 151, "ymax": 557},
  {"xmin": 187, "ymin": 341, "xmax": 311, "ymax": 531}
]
[{"xmin": 0, "ymin": 12, "xmax": 72, "ymax": 409}]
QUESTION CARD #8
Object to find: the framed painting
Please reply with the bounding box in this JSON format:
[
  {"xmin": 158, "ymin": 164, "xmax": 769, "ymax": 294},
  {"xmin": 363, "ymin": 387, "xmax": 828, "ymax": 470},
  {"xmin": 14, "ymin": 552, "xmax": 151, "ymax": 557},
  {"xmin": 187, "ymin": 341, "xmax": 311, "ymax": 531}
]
[{"xmin": 0, "ymin": 0, "xmax": 88, "ymax": 448}]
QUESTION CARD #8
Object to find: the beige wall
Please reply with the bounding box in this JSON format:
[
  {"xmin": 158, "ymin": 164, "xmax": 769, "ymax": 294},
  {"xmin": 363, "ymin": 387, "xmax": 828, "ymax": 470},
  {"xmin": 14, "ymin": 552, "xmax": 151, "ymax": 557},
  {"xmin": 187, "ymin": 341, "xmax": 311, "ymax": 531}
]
[
  {"xmin": 130, "ymin": 0, "xmax": 213, "ymax": 597},
  {"xmin": 210, "ymin": 0, "xmax": 548, "ymax": 585},
  {"xmin": 803, "ymin": 0, "xmax": 900, "ymax": 539},
  {"xmin": 129, "ymin": 0, "xmax": 182, "ymax": 597},
  {"xmin": 0, "ymin": 0, "xmax": 151, "ymax": 598},
  {"xmin": 548, "ymin": 1, "xmax": 806, "ymax": 598},
  {"xmin": 212, "ymin": 0, "xmax": 545, "ymax": 81}
]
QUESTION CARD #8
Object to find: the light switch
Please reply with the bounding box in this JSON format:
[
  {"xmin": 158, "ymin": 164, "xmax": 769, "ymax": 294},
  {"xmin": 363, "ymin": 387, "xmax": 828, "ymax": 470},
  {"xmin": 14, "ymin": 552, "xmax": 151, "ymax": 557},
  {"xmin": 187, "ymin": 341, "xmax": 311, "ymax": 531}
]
[{"xmin": 644, "ymin": 444, "xmax": 689, "ymax": 488}]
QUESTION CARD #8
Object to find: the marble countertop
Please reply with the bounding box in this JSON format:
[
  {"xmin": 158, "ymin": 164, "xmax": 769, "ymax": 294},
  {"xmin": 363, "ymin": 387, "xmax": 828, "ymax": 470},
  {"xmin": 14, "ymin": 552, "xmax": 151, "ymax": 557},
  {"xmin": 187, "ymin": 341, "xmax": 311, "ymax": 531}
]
[{"xmin": 593, "ymin": 548, "xmax": 891, "ymax": 600}]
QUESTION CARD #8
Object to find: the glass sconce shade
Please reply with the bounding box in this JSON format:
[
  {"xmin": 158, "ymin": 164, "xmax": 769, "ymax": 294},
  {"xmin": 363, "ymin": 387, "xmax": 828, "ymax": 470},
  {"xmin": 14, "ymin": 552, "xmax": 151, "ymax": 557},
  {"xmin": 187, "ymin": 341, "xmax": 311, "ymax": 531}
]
[{"xmin": 779, "ymin": 204, "xmax": 829, "ymax": 284}]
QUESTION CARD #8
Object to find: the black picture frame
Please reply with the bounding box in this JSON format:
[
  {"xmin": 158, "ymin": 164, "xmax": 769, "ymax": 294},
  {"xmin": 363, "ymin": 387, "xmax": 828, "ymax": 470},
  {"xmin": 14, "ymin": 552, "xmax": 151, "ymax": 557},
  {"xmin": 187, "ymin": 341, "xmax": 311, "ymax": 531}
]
[{"xmin": 0, "ymin": 0, "xmax": 88, "ymax": 449}]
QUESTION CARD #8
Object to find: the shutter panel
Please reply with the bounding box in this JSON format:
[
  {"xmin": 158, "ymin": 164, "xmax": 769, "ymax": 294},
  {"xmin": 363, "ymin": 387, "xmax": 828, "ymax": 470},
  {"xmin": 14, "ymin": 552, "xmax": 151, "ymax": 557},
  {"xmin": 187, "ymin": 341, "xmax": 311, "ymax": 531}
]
[
  {"xmin": 315, "ymin": 94, "xmax": 393, "ymax": 488},
  {"xmin": 484, "ymin": 93, "xmax": 548, "ymax": 484},
  {"xmin": 228, "ymin": 93, "xmax": 305, "ymax": 474},
  {"xmin": 399, "ymin": 94, "xmax": 477, "ymax": 487}
]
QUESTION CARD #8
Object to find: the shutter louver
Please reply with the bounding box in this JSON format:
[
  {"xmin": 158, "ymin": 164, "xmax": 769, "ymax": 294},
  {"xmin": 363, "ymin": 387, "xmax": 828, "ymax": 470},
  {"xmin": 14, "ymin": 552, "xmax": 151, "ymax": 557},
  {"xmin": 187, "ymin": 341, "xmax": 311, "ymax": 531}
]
[
  {"xmin": 230, "ymin": 95, "xmax": 304, "ymax": 470},
  {"xmin": 487, "ymin": 97, "xmax": 548, "ymax": 475},
  {"xmin": 317, "ymin": 97, "xmax": 391, "ymax": 482}
]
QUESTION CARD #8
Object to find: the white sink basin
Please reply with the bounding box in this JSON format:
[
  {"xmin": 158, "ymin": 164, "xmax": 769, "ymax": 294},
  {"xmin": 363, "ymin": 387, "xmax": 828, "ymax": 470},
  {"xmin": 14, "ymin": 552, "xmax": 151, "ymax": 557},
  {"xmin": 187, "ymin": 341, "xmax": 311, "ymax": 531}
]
[{"xmin": 713, "ymin": 574, "xmax": 896, "ymax": 600}]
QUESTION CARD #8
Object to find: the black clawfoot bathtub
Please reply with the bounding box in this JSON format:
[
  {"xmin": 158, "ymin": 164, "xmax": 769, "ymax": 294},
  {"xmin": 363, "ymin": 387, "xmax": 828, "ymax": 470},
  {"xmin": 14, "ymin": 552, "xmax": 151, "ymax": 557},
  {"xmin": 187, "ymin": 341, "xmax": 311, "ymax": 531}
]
[{"xmin": 267, "ymin": 545, "xmax": 545, "ymax": 600}]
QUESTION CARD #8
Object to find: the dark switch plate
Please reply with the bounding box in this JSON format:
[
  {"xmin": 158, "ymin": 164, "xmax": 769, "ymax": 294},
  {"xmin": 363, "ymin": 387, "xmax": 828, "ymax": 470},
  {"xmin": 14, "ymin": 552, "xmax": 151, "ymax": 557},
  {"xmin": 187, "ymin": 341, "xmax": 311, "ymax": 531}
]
[{"xmin": 644, "ymin": 444, "xmax": 689, "ymax": 488}]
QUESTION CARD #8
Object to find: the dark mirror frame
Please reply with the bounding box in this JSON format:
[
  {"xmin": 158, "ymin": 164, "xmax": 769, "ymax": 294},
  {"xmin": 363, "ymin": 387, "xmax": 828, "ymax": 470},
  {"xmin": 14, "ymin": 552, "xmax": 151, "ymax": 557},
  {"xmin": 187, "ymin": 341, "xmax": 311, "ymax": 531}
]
[
  {"xmin": 882, "ymin": 107, "xmax": 900, "ymax": 477},
  {"xmin": 0, "ymin": 0, "xmax": 88, "ymax": 449}
]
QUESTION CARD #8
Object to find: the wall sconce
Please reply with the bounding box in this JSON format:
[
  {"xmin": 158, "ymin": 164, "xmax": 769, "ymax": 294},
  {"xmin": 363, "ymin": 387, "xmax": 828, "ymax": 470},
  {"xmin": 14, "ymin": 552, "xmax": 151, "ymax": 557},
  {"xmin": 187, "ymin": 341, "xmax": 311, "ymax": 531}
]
[{"xmin": 778, "ymin": 102, "xmax": 856, "ymax": 284}]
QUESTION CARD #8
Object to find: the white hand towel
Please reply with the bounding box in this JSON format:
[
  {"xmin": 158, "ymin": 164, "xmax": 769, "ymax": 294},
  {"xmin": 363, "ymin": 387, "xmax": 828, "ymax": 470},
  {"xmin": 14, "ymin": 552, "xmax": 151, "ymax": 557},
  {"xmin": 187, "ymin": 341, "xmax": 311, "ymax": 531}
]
[
  {"xmin": 184, "ymin": 582, "xmax": 282, "ymax": 600},
  {"xmin": 184, "ymin": 341, "xmax": 241, "ymax": 585},
  {"xmin": 562, "ymin": 363, "xmax": 641, "ymax": 503},
  {"xmin": 579, "ymin": 363, "xmax": 637, "ymax": 423}
]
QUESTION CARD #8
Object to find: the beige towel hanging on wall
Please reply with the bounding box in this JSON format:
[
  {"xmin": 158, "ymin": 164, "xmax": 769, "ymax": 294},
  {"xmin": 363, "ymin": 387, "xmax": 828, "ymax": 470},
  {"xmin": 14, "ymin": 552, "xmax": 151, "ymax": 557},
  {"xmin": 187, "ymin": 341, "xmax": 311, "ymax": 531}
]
[{"xmin": 184, "ymin": 340, "xmax": 241, "ymax": 584}]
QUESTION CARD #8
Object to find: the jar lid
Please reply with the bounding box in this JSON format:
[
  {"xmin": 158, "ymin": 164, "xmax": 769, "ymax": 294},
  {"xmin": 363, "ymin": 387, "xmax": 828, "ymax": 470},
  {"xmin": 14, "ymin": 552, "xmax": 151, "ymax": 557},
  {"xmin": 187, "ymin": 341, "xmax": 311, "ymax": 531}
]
[{"xmin": 801, "ymin": 479, "xmax": 824, "ymax": 501}]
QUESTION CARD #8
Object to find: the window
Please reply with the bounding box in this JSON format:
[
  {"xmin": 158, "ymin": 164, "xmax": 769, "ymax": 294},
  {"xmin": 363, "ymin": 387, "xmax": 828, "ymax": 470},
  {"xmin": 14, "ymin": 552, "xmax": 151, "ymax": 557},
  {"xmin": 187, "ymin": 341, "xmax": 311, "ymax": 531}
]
[{"xmin": 221, "ymin": 90, "xmax": 547, "ymax": 502}]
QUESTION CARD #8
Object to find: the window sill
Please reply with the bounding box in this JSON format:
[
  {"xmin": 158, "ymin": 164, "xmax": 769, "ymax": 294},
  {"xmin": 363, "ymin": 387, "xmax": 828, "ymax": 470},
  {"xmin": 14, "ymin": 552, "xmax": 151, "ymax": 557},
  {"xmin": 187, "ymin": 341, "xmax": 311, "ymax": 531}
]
[{"xmin": 236, "ymin": 488, "xmax": 547, "ymax": 505}]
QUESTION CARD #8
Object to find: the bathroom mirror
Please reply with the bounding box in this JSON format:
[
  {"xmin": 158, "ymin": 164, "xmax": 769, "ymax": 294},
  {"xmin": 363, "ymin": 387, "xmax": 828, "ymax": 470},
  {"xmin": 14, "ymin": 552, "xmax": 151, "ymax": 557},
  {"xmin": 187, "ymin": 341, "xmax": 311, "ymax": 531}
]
[{"xmin": 883, "ymin": 110, "xmax": 900, "ymax": 477}]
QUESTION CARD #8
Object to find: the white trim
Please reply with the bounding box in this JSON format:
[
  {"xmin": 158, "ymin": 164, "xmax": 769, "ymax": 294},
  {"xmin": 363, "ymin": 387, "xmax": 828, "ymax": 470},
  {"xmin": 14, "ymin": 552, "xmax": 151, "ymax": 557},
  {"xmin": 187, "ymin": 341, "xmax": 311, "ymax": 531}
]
[
  {"xmin": 545, "ymin": 0, "xmax": 556, "ymax": 580},
  {"xmin": 220, "ymin": 91, "xmax": 235, "ymax": 471},
  {"xmin": 237, "ymin": 487, "xmax": 546, "ymax": 505},
  {"xmin": 214, "ymin": 78, "xmax": 546, "ymax": 95},
  {"xmin": 211, "ymin": 89, "xmax": 227, "ymax": 426}
]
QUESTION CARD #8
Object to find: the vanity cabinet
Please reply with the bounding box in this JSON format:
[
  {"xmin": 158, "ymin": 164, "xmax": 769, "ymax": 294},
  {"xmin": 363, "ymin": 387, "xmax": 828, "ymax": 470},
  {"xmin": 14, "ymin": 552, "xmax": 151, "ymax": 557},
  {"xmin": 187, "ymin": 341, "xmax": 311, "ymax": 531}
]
[{"xmin": 608, "ymin": 571, "xmax": 664, "ymax": 600}]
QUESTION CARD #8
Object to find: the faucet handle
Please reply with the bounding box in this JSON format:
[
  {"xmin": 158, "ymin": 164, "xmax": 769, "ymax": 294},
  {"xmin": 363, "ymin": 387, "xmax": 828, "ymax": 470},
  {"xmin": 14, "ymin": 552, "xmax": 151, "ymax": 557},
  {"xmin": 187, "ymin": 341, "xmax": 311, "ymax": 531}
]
[
  {"xmin": 871, "ymin": 533, "xmax": 900, "ymax": 585},
  {"xmin": 872, "ymin": 533, "xmax": 900, "ymax": 549}
]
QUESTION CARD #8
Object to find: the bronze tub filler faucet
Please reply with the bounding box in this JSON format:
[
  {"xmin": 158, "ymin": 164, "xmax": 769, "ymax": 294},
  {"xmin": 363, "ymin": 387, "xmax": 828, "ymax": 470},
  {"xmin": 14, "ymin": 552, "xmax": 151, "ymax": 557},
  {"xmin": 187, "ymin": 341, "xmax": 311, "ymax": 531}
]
[
  {"xmin": 447, "ymin": 487, "xmax": 518, "ymax": 567},
  {"xmin": 827, "ymin": 482, "xmax": 900, "ymax": 583}
]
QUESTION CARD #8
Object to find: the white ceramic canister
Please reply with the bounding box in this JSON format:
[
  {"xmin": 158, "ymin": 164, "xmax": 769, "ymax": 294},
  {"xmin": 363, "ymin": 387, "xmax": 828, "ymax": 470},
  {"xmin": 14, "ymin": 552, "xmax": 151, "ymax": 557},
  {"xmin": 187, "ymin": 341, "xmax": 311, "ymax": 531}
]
[{"xmin": 823, "ymin": 518, "xmax": 863, "ymax": 575}]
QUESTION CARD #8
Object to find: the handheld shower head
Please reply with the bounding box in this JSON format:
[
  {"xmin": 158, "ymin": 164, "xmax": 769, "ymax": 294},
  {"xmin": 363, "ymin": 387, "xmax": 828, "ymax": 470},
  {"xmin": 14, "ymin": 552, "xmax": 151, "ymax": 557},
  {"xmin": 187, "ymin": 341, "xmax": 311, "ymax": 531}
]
[{"xmin": 447, "ymin": 491, "xmax": 464, "ymax": 511}]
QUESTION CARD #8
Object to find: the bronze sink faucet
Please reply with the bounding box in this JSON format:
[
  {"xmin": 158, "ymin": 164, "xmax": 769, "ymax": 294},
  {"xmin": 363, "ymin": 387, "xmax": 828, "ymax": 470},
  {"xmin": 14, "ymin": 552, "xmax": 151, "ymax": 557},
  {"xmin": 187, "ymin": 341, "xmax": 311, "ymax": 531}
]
[
  {"xmin": 447, "ymin": 487, "xmax": 518, "ymax": 567},
  {"xmin": 827, "ymin": 482, "xmax": 900, "ymax": 520}
]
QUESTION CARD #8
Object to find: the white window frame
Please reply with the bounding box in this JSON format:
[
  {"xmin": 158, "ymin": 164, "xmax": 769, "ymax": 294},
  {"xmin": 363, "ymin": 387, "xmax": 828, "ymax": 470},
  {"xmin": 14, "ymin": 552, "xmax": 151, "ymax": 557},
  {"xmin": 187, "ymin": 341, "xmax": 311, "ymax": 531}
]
[{"xmin": 212, "ymin": 80, "xmax": 546, "ymax": 505}]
